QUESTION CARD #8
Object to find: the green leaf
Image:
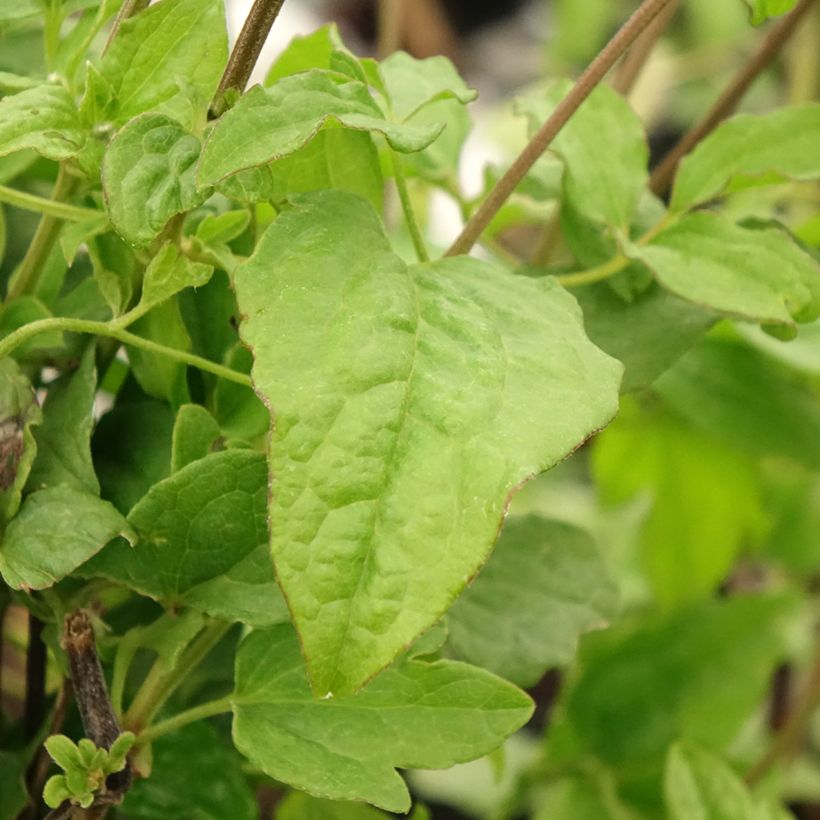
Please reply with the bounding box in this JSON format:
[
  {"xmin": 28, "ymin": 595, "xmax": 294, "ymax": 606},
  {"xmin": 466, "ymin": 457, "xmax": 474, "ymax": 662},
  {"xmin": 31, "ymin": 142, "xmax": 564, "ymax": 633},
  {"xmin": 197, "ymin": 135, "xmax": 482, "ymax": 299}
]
[
  {"xmin": 664, "ymin": 742, "xmax": 756, "ymax": 820},
  {"xmin": 0, "ymin": 751, "xmax": 29, "ymax": 820},
  {"xmin": 278, "ymin": 792, "xmax": 397, "ymax": 820},
  {"xmin": 234, "ymin": 190, "xmax": 622, "ymax": 695},
  {"xmin": 0, "ymin": 82, "xmax": 85, "ymax": 160},
  {"xmin": 230, "ymin": 624, "xmax": 533, "ymax": 813},
  {"xmin": 534, "ymin": 774, "xmax": 641, "ymax": 820},
  {"xmin": 0, "ymin": 358, "xmax": 42, "ymax": 525},
  {"xmin": 626, "ymin": 212, "xmax": 820, "ymax": 329},
  {"xmin": 97, "ymin": 0, "xmax": 227, "ymax": 127},
  {"xmin": 93, "ymin": 397, "xmax": 174, "ymax": 514},
  {"xmin": 121, "ymin": 722, "xmax": 258, "ymax": 820},
  {"xmin": 671, "ymin": 105, "xmax": 820, "ymax": 212},
  {"xmin": 137, "ymin": 242, "xmax": 213, "ymax": 313},
  {"xmin": 742, "ymin": 0, "xmax": 798, "ymax": 25},
  {"xmin": 170, "ymin": 403, "xmax": 221, "ymax": 472},
  {"xmin": 377, "ymin": 51, "xmax": 477, "ymax": 121},
  {"xmin": 45, "ymin": 735, "xmax": 84, "ymax": 773},
  {"xmin": 517, "ymin": 82, "xmax": 649, "ymax": 231},
  {"xmin": 102, "ymin": 114, "xmax": 209, "ymax": 247},
  {"xmin": 0, "ymin": 485, "xmax": 135, "ymax": 589},
  {"xmin": 195, "ymin": 209, "xmax": 250, "ymax": 245},
  {"xmin": 655, "ymin": 335, "xmax": 820, "ymax": 470},
  {"xmin": 27, "ymin": 345, "xmax": 99, "ymax": 495},
  {"xmin": 197, "ymin": 72, "xmax": 442, "ymax": 187},
  {"xmin": 592, "ymin": 400, "xmax": 765, "ymax": 607},
  {"xmin": 268, "ymin": 129, "xmax": 384, "ymax": 211},
  {"xmin": 551, "ymin": 595, "xmax": 795, "ymax": 771},
  {"xmin": 85, "ymin": 450, "xmax": 288, "ymax": 626},
  {"xmin": 0, "ymin": 0, "xmax": 40, "ymax": 23},
  {"xmin": 264, "ymin": 24, "xmax": 342, "ymax": 84},
  {"xmin": 446, "ymin": 516, "xmax": 619, "ymax": 687},
  {"xmin": 575, "ymin": 281, "xmax": 716, "ymax": 393}
]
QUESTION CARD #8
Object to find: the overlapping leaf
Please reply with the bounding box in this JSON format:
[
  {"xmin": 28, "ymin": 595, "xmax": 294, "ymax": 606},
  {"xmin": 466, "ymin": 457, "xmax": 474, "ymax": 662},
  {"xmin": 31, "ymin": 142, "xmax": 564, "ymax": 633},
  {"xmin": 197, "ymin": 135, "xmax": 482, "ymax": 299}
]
[
  {"xmin": 0, "ymin": 83, "xmax": 85, "ymax": 160},
  {"xmin": 230, "ymin": 624, "xmax": 533, "ymax": 812},
  {"xmin": 197, "ymin": 72, "xmax": 443, "ymax": 186},
  {"xmin": 85, "ymin": 449, "xmax": 288, "ymax": 626},
  {"xmin": 234, "ymin": 190, "xmax": 622, "ymax": 695},
  {"xmin": 671, "ymin": 105, "xmax": 820, "ymax": 212},
  {"xmin": 742, "ymin": 0, "xmax": 798, "ymax": 24},
  {"xmin": 102, "ymin": 114, "xmax": 208, "ymax": 247},
  {"xmin": 98, "ymin": 0, "xmax": 228, "ymax": 127},
  {"xmin": 446, "ymin": 516, "xmax": 619, "ymax": 686},
  {"xmin": 626, "ymin": 213, "xmax": 820, "ymax": 329},
  {"xmin": 0, "ymin": 485, "xmax": 135, "ymax": 589}
]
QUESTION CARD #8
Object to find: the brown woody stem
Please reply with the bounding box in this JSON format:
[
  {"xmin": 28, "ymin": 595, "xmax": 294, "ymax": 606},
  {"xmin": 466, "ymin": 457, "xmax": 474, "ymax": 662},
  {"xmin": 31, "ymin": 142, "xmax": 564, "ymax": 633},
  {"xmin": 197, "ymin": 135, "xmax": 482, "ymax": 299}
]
[
  {"xmin": 210, "ymin": 0, "xmax": 287, "ymax": 119},
  {"xmin": 444, "ymin": 0, "xmax": 676, "ymax": 257},
  {"xmin": 649, "ymin": 0, "xmax": 817, "ymax": 197}
]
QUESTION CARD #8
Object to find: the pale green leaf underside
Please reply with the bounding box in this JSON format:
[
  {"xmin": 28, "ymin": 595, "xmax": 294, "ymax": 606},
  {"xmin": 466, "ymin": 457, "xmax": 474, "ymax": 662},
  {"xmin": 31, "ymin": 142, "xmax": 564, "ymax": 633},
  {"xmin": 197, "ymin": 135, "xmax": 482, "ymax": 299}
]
[
  {"xmin": 0, "ymin": 486, "xmax": 134, "ymax": 590},
  {"xmin": 197, "ymin": 71, "xmax": 442, "ymax": 186},
  {"xmin": 0, "ymin": 83, "xmax": 85, "ymax": 161},
  {"xmin": 170, "ymin": 403, "xmax": 221, "ymax": 473},
  {"xmin": 98, "ymin": 0, "xmax": 228, "ymax": 127},
  {"xmin": 138, "ymin": 242, "xmax": 213, "ymax": 313},
  {"xmin": 627, "ymin": 212, "xmax": 820, "ymax": 327},
  {"xmin": 103, "ymin": 113, "xmax": 209, "ymax": 247},
  {"xmin": 234, "ymin": 190, "xmax": 622, "ymax": 696},
  {"xmin": 378, "ymin": 51, "xmax": 477, "ymax": 121},
  {"xmin": 84, "ymin": 450, "xmax": 288, "ymax": 626},
  {"xmin": 517, "ymin": 81, "xmax": 649, "ymax": 231},
  {"xmin": 231, "ymin": 624, "xmax": 533, "ymax": 813},
  {"xmin": 671, "ymin": 105, "xmax": 820, "ymax": 212},
  {"xmin": 446, "ymin": 515, "xmax": 619, "ymax": 687}
]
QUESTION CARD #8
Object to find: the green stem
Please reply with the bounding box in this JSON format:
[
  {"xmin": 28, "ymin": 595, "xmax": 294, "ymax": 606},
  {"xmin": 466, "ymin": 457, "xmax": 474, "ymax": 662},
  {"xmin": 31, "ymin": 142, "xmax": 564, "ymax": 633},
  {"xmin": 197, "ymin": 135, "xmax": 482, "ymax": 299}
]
[
  {"xmin": 6, "ymin": 165, "xmax": 78, "ymax": 301},
  {"xmin": 135, "ymin": 697, "xmax": 232, "ymax": 746},
  {"xmin": 124, "ymin": 622, "xmax": 231, "ymax": 731},
  {"xmin": 0, "ymin": 184, "xmax": 101, "ymax": 222},
  {"xmin": 555, "ymin": 254, "xmax": 631, "ymax": 287},
  {"xmin": 391, "ymin": 152, "xmax": 429, "ymax": 262},
  {"xmin": 0, "ymin": 318, "xmax": 251, "ymax": 386}
]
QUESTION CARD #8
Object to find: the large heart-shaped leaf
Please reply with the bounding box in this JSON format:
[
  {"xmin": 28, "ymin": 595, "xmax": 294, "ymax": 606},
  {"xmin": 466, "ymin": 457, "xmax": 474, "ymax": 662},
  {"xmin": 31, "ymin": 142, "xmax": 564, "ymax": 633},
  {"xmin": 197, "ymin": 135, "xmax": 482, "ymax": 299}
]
[{"xmin": 234, "ymin": 190, "xmax": 622, "ymax": 695}]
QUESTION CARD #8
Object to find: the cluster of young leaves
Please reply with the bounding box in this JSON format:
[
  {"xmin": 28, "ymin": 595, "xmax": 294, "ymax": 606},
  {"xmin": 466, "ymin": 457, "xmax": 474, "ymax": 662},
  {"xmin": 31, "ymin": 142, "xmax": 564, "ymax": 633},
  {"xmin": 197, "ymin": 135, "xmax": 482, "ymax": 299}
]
[{"xmin": 0, "ymin": 0, "xmax": 818, "ymax": 817}]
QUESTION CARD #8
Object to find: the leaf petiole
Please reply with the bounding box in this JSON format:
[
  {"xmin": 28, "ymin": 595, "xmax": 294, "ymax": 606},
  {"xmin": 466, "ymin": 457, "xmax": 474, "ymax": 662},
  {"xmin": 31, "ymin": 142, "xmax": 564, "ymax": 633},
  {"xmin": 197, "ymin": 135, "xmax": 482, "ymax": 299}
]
[{"xmin": 135, "ymin": 697, "xmax": 232, "ymax": 746}]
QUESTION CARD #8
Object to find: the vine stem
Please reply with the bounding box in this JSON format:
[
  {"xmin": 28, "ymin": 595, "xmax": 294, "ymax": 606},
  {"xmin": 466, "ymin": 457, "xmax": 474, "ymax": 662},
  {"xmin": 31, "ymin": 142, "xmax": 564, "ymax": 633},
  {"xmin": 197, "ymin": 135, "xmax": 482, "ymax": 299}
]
[
  {"xmin": 6, "ymin": 165, "xmax": 78, "ymax": 301},
  {"xmin": 135, "ymin": 697, "xmax": 232, "ymax": 746},
  {"xmin": 611, "ymin": 0, "xmax": 679, "ymax": 95},
  {"xmin": 0, "ymin": 184, "xmax": 101, "ymax": 222},
  {"xmin": 124, "ymin": 622, "xmax": 231, "ymax": 732},
  {"xmin": 444, "ymin": 0, "xmax": 676, "ymax": 257},
  {"xmin": 102, "ymin": 0, "xmax": 151, "ymax": 55},
  {"xmin": 0, "ymin": 318, "xmax": 252, "ymax": 387},
  {"xmin": 649, "ymin": 0, "xmax": 817, "ymax": 197},
  {"xmin": 210, "ymin": 0, "xmax": 287, "ymax": 118},
  {"xmin": 746, "ymin": 650, "xmax": 820, "ymax": 785},
  {"xmin": 391, "ymin": 153, "xmax": 429, "ymax": 262}
]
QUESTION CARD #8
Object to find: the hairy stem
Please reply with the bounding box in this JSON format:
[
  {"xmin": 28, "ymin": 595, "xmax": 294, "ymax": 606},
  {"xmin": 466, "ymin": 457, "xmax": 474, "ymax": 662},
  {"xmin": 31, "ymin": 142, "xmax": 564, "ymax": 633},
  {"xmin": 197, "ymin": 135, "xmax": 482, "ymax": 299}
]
[
  {"xmin": 445, "ymin": 0, "xmax": 676, "ymax": 257},
  {"xmin": 6, "ymin": 165, "xmax": 78, "ymax": 301},
  {"xmin": 746, "ymin": 650, "xmax": 820, "ymax": 785},
  {"xmin": 135, "ymin": 696, "xmax": 232, "ymax": 746},
  {"xmin": 391, "ymin": 153, "xmax": 430, "ymax": 262},
  {"xmin": 0, "ymin": 318, "xmax": 252, "ymax": 387},
  {"xmin": 124, "ymin": 622, "xmax": 231, "ymax": 731},
  {"xmin": 210, "ymin": 0, "xmax": 287, "ymax": 118},
  {"xmin": 611, "ymin": 0, "xmax": 679, "ymax": 95},
  {"xmin": 0, "ymin": 184, "xmax": 101, "ymax": 222},
  {"xmin": 649, "ymin": 0, "xmax": 817, "ymax": 197}
]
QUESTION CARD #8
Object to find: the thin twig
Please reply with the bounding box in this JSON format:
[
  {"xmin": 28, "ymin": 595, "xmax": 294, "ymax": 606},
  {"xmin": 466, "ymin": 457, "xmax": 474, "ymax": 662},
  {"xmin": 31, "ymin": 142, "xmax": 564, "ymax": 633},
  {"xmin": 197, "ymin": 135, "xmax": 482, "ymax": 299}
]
[
  {"xmin": 209, "ymin": 0, "xmax": 287, "ymax": 119},
  {"xmin": 102, "ymin": 0, "xmax": 150, "ymax": 55},
  {"xmin": 445, "ymin": 0, "xmax": 676, "ymax": 257},
  {"xmin": 746, "ymin": 650, "xmax": 820, "ymax": 786},
  {"xmin": 649, "ymin": 0, "xmax": 817, "ymax": 197},
  {"xmin": 611, "ymin": 0, "xmax": 679, "ymax": 95},
  {"xmin": 390, "ymin": 152, "xmax": 429, "ymax": 262}
]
